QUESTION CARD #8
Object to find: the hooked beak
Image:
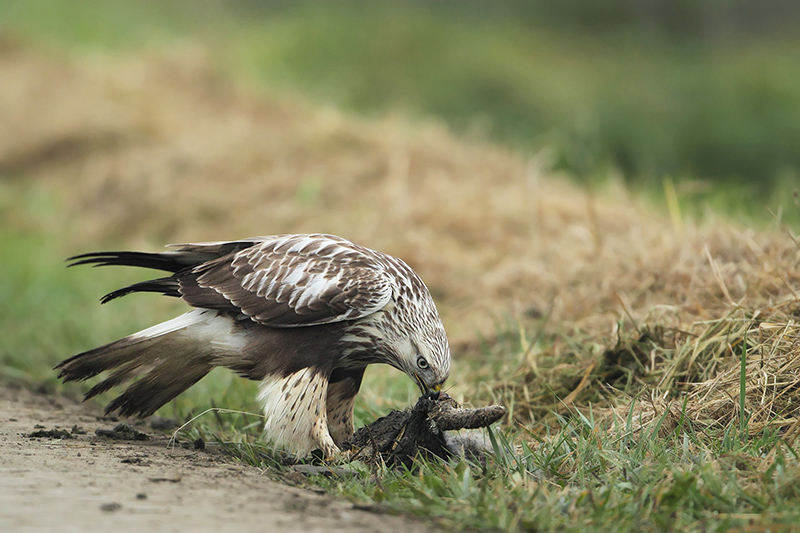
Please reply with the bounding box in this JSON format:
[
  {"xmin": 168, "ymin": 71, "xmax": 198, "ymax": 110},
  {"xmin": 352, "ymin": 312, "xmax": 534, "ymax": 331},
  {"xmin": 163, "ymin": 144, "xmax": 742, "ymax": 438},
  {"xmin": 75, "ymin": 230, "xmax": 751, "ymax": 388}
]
[{"xmin": 413, "ymin": 373, "xmax": 443, "ymax": 395}]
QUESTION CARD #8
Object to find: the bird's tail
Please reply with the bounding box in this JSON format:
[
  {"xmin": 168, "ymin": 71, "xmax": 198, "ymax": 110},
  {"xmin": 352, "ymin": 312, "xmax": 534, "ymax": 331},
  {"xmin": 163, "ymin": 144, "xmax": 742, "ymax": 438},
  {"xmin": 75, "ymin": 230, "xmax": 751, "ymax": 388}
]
[{"xmin": 55, "ymin": 309, "xmax": 242, "ymax": 418}]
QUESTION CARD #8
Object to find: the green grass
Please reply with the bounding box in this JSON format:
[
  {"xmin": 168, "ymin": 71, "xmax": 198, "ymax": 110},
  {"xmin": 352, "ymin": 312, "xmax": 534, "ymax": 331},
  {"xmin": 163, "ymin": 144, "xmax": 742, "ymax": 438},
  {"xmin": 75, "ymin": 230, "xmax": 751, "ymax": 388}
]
[
  {"xmin": 210, "ymin": 402, "xmax": 800, "ymax": 531},
  {"xmin": 1, "ymin": 0, "xmax": 799, "ymax": 225}
]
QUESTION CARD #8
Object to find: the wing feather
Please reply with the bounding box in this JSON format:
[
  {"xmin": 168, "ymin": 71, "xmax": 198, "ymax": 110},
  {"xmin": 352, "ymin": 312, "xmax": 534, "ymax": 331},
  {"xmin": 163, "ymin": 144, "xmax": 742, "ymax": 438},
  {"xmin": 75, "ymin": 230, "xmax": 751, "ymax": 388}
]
[{"xmin": 176, "ymin": 234, "xmax": 393, "ymax": 327}]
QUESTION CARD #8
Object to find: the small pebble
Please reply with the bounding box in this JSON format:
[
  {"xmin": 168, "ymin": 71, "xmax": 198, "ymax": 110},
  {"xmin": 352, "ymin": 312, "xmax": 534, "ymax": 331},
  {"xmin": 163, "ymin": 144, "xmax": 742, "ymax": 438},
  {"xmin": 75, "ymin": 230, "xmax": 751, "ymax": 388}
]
[{"xmin": 100, "ymin": 502, "xmax": 122, "ymax": 512}]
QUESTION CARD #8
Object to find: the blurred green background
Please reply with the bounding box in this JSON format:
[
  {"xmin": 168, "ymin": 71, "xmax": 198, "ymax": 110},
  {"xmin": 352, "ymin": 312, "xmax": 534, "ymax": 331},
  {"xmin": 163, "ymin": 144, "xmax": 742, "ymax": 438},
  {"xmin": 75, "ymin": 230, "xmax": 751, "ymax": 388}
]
[{"xmin": 2, "ymin": 0, "xmax": 798, "ymax": 224}]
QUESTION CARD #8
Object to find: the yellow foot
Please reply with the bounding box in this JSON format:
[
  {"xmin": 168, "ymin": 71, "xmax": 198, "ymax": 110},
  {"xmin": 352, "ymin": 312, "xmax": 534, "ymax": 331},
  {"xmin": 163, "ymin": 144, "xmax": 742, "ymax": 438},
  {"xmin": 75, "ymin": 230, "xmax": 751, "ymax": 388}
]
[{"xmin": 325, "ymin": 447, "xmax": 358, "ymax": 465}]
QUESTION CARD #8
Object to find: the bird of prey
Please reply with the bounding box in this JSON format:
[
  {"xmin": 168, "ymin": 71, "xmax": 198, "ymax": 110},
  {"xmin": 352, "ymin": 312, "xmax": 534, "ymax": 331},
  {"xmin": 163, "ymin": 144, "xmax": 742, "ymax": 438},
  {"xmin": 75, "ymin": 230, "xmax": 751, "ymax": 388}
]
[{"xmin": 55, "ymin": 234, "xmax": 451, "ymax": 458}]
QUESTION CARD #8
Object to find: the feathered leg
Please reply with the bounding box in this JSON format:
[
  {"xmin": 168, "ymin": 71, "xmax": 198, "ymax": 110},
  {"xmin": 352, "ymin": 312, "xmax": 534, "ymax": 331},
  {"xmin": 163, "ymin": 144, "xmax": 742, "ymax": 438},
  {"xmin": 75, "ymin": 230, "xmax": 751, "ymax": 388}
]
[
  {"xmin": 326, "ymin": 368, "xmax": 365, "ymax": 447},
  {"xmin": 257, "ymin": 367, "xmax": 339, "ymax": 458}
]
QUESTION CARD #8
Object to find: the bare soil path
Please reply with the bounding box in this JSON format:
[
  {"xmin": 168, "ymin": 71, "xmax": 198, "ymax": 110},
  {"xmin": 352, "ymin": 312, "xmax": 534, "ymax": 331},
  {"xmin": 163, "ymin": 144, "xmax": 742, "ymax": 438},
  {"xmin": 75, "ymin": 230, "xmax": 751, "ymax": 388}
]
[{"xmin": 0, "ymin": 384, "xmax": 432, "ymax": 533}]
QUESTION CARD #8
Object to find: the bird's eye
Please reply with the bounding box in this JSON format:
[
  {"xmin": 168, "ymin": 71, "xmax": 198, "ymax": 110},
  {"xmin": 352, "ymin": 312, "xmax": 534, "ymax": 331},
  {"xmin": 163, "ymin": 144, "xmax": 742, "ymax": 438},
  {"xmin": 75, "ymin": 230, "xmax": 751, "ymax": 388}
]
[{"xmin": 417, "ymin": 356, "xmax": 429, "ymax": 369}]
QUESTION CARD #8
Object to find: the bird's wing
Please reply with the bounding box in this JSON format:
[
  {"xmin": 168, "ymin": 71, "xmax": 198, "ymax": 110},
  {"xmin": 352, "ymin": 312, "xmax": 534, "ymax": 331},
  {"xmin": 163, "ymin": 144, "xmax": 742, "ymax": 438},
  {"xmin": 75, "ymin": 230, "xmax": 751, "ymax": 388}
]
[{"xmin": 175, "ymin": 234, "xmax": 394, "ymax": 327}]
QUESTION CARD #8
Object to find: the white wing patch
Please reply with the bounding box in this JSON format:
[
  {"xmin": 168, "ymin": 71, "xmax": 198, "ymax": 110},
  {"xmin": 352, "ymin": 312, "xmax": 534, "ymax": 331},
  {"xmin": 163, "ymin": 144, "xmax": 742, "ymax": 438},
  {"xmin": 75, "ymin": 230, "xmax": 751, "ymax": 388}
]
[
  {"xmin": 129, "ymin": 309, "xmax": 246, "ymax": 353},
  {"xmin": 128, "ymin": 309, "xmax": 210, "ymax": 341}
]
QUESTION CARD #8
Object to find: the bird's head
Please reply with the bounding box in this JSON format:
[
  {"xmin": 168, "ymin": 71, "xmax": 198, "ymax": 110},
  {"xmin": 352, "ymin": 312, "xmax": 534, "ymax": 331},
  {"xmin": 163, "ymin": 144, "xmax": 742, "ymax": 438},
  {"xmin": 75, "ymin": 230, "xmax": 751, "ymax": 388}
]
[
  {"xmin": 373, "ymin": 255, "xmax": 451, "ymax": 395},
  {"xmin": 393, "ymin": 325, "xmax": 450, "ymax": 395}
]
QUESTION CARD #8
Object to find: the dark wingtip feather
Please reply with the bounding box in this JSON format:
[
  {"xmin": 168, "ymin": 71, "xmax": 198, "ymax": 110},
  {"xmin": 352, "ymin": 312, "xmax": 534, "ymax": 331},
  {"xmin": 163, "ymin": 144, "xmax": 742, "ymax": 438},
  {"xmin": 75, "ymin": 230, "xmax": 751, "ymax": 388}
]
[
  {"xmin": 101, "ymin": 363, "xmax": 212, "ymax": 419},
  {"xmin": 104, "ymin": 394, "xmax": 158, "ymax": 419},
  {"xmin": 66, "ymin": 252, "xmax": 128, "ymax": 268},
  {"xmin": 65, "ymin": 251, "xmax": 193, "ymax": 272},
  {"xmin": 54, "ymin": 348, "xmax": 115, "ymax": 383},
  {"xmin": 98, "ymin": 277, "xmax": 181, "ymax": 304}
]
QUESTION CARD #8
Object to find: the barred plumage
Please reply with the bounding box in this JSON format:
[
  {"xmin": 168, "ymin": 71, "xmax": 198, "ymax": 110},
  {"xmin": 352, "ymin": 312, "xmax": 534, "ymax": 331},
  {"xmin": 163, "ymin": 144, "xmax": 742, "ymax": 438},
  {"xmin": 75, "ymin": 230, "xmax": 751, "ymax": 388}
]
[{"xmin": 55, "ymin": 234, "xmax": 451, "ymax": 457}]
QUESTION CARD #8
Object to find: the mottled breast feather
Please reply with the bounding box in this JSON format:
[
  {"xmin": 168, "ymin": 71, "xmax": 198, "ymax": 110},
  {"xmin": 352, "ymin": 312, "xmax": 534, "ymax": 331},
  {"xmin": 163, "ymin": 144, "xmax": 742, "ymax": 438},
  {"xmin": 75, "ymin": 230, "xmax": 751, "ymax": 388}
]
[{"xmin": 175, "ymin": 234, "xmax": 394, "ymax": 327}]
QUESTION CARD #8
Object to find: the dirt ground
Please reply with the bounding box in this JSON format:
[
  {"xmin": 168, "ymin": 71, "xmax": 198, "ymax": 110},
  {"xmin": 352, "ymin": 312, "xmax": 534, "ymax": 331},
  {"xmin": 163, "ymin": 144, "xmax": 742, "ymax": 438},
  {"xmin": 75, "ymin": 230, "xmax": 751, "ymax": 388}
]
[{"xmin": 0, "ymin": 384, "xmax": 431, "ymax": 533}]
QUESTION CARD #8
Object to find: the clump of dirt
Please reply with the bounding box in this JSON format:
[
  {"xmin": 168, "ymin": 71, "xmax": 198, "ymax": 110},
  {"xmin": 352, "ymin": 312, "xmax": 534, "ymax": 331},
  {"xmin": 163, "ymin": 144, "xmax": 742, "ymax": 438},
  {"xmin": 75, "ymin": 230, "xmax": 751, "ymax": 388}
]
[
  {"xmin": 27, "ymin": 427, "xmax": 73, "ymax": 439},
  {"xmin": 345, "ymin": 392, "xmax": 506, "ymax": 468},
  {"xmin": 95, "ymin": 422, "xmax": 150, "ymax": 441}
]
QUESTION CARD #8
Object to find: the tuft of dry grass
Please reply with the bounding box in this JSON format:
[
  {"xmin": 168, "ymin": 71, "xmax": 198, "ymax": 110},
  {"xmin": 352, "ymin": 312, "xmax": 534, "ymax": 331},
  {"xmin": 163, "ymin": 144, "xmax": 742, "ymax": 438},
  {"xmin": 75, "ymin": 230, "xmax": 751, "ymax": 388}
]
[
  {"xmin": 498, "ymin": 299, "xmax": 800, "ymax": 438},
  {"xmin": 611, "ymin": 311, "xmax": 800, "ymax": 441}
]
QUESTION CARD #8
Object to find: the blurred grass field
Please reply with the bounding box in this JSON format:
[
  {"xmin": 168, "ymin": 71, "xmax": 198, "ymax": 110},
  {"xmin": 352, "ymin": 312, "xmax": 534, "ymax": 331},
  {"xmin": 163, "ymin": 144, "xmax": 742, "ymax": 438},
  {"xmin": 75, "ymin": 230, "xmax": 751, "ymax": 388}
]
[
  {"xmin": 2, "ymin": 0, "xmax": 800, "ymax": 223},
  {"xmin": 2, "ymin": 2, "xmax": 800, "ymax": 531}
]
